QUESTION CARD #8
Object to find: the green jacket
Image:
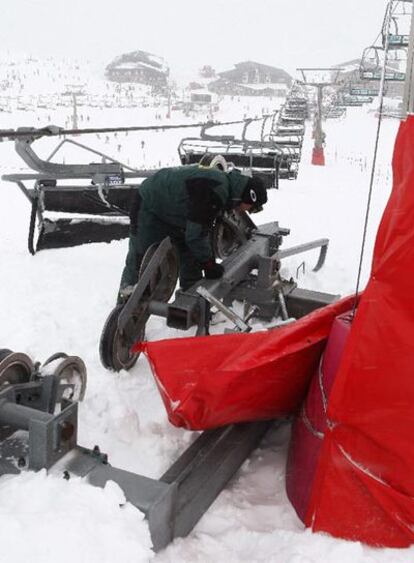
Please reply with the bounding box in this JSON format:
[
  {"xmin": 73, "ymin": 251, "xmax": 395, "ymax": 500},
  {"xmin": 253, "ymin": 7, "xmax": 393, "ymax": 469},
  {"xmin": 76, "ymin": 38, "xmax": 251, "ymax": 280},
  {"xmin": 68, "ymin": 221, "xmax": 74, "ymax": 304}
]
[{"xmin": 137, "ymin": 165, "xmax": 249, "ymax": 263}]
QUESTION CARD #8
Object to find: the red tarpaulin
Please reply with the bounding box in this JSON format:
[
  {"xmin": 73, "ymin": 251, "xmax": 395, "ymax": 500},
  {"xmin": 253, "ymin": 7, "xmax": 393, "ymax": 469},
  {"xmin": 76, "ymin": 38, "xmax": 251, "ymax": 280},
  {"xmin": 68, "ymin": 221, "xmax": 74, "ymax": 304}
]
[
  {"xmin": 135, "ymin": 295, "xmax": 354, "ymax": 430},
  {"xmin": 306, "ymin": 116, "xmax": 414, "ymax": 547},
  {"xmin": 286, "ymin": 312, "xmax": 353, "ymax": 522}
]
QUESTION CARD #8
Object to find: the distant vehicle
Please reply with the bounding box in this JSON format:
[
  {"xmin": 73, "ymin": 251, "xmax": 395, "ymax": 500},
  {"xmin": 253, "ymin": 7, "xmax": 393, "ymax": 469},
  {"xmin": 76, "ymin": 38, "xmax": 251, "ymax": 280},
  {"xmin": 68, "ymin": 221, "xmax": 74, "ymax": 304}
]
[{"xmin": 183, "ymin": 90, "xmax": 219, "ymax": 113}]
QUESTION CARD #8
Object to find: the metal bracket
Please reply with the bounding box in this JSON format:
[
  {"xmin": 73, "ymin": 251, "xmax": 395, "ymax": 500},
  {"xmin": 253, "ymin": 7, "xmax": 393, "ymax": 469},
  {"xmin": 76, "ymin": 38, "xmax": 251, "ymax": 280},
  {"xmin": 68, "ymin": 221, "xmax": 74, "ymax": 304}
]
[
  {"xmin": 196, "ymin": 286, "xmax": 251, "ymax": 332},
  {"xmin": 273, "ymin": 238, "xmax": 329, "ymax": 272}
]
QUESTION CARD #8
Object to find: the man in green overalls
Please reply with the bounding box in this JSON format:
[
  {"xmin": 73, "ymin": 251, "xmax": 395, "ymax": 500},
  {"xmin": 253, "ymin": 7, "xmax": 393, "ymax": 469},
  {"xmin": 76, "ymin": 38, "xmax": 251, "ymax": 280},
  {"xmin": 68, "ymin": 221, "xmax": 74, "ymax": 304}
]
[{"xmin": 119, "ymin": 165, "xmax": 267, "ymax": 297}]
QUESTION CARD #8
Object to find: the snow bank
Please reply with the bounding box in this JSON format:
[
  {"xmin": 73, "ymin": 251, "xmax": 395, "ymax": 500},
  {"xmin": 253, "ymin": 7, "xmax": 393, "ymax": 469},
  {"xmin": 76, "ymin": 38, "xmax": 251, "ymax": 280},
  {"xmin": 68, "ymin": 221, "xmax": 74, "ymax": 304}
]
[
  {"xmin": 0, "ymin": 57, "xmax": 413, "ymax": 560},
  {"xmin": 0, "ymin": 470, "xmax": 153, "ymax": 563}
]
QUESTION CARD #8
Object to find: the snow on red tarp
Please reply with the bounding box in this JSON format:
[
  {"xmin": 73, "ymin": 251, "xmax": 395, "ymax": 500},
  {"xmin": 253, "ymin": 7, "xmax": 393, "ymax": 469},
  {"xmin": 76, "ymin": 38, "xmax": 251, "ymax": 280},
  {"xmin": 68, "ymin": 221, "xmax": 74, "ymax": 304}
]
[
  {"xmin": 306, "ymin": 116, "xmax": 414, "ymax": 547},
  {"xmin": 134, "ymin": 295, "xmax": 354, "ymax": 430}
]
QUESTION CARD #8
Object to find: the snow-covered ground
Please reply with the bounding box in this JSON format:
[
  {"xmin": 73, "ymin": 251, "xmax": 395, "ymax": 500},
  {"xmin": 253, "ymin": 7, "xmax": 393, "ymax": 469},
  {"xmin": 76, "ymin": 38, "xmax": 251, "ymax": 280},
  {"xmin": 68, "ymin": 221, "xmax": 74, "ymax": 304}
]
[{"xmin": 0, "ymin": 66, "xmax": 412, "ymax": 561}]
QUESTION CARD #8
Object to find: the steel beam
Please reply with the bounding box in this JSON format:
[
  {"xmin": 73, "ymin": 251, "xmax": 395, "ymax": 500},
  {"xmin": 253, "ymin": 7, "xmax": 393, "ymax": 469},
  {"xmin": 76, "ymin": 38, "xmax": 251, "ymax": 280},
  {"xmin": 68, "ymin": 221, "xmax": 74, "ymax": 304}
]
[{"xmin": 54, "ymin": 421, "xmax": 276, "ymax": 551}]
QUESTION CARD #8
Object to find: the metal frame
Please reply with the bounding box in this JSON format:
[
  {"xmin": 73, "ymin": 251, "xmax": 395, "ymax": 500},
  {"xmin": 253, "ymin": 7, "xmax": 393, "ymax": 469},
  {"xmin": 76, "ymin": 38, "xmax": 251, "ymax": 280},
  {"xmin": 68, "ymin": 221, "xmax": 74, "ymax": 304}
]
[
  {"xmin": 360, "ymin": 46, "xmax": 407, "ymax": 81},
  {"xmin": 297, "ymin": 67, "xmax": 344, "ymax": 87},
  {"xmin": 382, "ymin": 0, "xmax": 412, "ymax": 49},
  {"xmin": 0, "ymin": 353, "xmax": 280, "ymax": 552},
  {"xmin": 1, "ymin": 133, "xmax": 161, "ymax": 253},
  {"xmin": 115, "ymin": 221, "xmax": 334, "ymax": 347},
  {"xmin": 296, "ymin": 68, "xmax": 344, "ymax": 158},
  {"xmin": 178, "ymin": 112, "xmax": 303, "ymax": 187}
]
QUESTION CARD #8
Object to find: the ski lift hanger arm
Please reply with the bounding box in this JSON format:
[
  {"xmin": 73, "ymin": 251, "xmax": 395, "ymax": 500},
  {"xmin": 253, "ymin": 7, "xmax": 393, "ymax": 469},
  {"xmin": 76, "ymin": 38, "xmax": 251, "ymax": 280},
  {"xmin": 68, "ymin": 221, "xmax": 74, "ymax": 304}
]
[{"xmin": 0, "ymin": 119, "xmax": 256, "ymax": 182}]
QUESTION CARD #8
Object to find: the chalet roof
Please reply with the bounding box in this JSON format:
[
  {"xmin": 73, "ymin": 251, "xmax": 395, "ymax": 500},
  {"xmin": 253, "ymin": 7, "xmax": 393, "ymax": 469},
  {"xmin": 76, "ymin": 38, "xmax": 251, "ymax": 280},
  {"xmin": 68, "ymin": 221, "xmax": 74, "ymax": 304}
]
[
  {"xmin": 111, "ymin": 61, "xmax": 165, "ymax": 74},
  {"xmin": 233, "ymin": 61, "xmax": 289, "ymax": 73},
  {"xmin": 217, "ymin": 61, "xmax": 292, "ymax": 82},
  {"xmin": 106, "ymin": 50, "xmax": 169, "ymax": 75},
  {"xmin": 332, "ymin": 59, "xmax": 360, "ymax": 74}
]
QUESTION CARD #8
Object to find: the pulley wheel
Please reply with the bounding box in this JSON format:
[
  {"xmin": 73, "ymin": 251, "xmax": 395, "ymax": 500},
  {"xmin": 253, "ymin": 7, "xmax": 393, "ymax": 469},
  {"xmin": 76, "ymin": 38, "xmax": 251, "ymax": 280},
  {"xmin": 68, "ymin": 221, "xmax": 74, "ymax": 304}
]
[
  {"xmin": 99, "ymin": 305, "xmax": 145, "ymax": 372},
  {"xmin": 212, "ymin": 212, "xmax": 245, "ymax": 259},
  {"xmin": 0, "ymin": 350, "xmax": 34, "ymax": 388},
  {"xmin": 138, "ymin": 242, "xmax": 179, "ymax": 302},
  {"xmin": 42, "ymin": 353, "xmax": 87, "ymax": 402}
]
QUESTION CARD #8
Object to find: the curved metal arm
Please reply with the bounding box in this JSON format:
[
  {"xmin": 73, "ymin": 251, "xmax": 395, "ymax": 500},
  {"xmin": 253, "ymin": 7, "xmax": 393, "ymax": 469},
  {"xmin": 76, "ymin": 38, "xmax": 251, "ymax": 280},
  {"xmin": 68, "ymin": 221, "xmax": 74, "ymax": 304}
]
[{"xmin": 15, "ymin": 135, "xmax": 123, "ymax": 179}]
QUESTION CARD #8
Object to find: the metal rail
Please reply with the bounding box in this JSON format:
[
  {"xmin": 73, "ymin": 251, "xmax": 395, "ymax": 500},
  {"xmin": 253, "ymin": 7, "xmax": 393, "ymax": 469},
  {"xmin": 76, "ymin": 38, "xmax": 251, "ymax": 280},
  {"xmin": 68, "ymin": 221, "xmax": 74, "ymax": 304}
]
[{"xmin": 0, "ymin": 118, "xmax": 254, "ymax": 141}]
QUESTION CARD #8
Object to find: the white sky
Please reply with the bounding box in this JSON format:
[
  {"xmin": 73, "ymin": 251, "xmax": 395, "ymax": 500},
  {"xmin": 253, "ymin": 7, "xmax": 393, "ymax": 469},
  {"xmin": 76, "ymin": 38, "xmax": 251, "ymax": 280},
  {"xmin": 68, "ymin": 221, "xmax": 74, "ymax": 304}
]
[{"xmin": 1, "ymin": 0, "xmax": 389, "ymax": 79}]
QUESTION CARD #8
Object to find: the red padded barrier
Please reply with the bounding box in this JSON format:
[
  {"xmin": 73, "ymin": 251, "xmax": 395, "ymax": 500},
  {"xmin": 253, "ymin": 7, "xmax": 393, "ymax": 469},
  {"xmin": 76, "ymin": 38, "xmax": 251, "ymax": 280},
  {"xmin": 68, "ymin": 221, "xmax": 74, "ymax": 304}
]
[
  {"xmin": 307, "ymin": 116, "xmax": 414, "ymax": 547},
  {"xmin": 286, "ymin": 312, "xmax": 353, "ymax": 522}
]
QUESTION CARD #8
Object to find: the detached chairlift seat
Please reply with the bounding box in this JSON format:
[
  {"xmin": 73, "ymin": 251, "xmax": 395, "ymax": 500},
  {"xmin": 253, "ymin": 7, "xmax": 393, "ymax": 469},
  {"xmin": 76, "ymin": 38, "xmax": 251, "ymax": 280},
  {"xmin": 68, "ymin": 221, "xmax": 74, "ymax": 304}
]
[
  {"xmin": 274, "ymin": 124, "xmax": 306, "ymax": 137},
  {"xmin": 266, "ymin": 135, "xmax": 303, "ymax": 148},
  {"xmin": 178, "ymin": 139, "xmax": 285, "ymax": 188},
  {"xmin": 1, "ymin": 133, "xmax": 154, "ymax": 253},
  {"xmin": 178, "ymin": 114, "xmax": 298, "ymax": 187},
  {"xmin": 282, "ymin": 101, "xmax": 308, "ymax": 117},
  {"xmin": 27, "ymin": 181, "xmax": 136, "ymax": 253},
  {"xmin": 278, "ymin": 114, "xmax": 306, "ymax": 126}
]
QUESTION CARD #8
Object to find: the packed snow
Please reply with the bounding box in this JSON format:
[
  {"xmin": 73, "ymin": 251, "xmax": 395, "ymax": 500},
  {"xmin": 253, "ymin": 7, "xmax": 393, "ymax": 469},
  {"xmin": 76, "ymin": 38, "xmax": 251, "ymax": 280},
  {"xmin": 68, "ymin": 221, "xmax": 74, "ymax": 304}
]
[{"xmin": 0, "ymin": 57, "xmax": 413, "ymax": 562}]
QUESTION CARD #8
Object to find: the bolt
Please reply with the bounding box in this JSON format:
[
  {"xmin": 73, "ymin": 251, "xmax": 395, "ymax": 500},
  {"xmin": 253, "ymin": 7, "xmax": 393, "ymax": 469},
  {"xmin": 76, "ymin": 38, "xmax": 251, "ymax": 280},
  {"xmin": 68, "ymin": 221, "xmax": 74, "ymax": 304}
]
[
  {"xmin": 59, "ymin": 421, "xmax": 75, "ymax": 441},
  {"xmin": 17, "ymin": 457, "xmax": 26, "ymax": 468}
]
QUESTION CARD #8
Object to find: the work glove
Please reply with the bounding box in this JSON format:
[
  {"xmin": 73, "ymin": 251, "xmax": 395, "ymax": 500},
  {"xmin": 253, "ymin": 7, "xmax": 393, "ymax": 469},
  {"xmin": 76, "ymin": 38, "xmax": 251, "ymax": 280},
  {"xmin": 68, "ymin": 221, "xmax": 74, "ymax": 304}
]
[
  {"xmin": 203, "ymin": 259, "xmax": 224, "ymax": 280},
  {"xmin": 116, "ymin": 285, "xmax": 135, "ymax": 305}
]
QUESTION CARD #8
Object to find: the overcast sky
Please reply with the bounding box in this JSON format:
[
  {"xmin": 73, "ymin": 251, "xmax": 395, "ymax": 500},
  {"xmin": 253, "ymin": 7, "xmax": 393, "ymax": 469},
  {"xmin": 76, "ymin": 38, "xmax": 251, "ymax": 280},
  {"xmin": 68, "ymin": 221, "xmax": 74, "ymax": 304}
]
[{"xmin": 1, "ymin": 0, "xmax": 388, "ymax": 78}]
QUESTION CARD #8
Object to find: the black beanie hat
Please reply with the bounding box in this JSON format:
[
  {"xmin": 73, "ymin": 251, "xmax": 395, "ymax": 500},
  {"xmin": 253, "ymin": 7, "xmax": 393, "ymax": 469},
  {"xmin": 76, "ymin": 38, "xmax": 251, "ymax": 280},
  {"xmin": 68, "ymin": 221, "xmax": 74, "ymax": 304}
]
[{"xmin": 241, "ymin": 175, "xmax": 268, "ymax": 212}]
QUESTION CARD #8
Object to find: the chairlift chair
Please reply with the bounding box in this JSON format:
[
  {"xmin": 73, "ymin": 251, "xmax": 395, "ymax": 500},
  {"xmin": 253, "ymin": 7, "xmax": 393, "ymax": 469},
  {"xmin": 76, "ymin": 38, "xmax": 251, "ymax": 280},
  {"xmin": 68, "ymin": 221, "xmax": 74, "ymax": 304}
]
[
  {"xmin": 324, "ymin": 106, "xmax": 347, "ymax": 119},
  {"xmin": 178, "ymin": 114, "xmax": 301, "ymax": 187},
  {"xmin": 350, "ymin": 86, "xmax": 381, "ymax": 97},
  {"xmin": 339, "ymin": 93, "xmax": 373, "ymax": 106},
  {"xmin": 273, "ymin": 124, "xmax": 306, "ymax": 137},
  {"xmin": 2, "ymin": 133, "xmax": 153, "ymax": 253},
  {"xmin": 382, "ymin": 0, "xmax": 412, "ymax": 49},
  {"xmin": 360, "ymin": 46, "xmax": 406, "ymax": 81}
]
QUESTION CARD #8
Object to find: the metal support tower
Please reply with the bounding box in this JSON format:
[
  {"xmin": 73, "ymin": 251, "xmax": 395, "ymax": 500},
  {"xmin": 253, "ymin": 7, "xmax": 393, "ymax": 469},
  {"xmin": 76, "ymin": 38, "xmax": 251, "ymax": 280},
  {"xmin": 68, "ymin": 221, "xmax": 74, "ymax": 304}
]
[
  {"xmin": 296, "ymin": 68, "xmax": 344, "ymax": 166},
  {"xmin": 63, "ymin": 85, "xmax": 86, "ymax": 131}
]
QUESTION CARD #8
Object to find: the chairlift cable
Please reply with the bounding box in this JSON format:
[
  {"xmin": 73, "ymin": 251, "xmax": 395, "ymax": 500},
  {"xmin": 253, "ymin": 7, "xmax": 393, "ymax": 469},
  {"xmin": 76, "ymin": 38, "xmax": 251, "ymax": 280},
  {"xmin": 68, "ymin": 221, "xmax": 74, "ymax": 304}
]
[
  {"xmin": 352, "ymin": 2, "xmax": 394, "ymax": 317},
  {"xmin": 0, "ymin": 116, "xmax": 264, "ymax": 142}
]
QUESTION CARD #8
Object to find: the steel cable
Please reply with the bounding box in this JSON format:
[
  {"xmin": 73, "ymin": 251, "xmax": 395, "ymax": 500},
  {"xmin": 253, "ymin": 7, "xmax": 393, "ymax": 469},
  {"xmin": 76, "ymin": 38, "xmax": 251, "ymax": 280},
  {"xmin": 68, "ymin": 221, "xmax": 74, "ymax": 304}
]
[
  {"xmin": 352, "ymin": 1, "xmax": 395, "ymax": 316},
  {"xmin": 0, "ymin": 116, "xmax": 266, "ymax": 141}
]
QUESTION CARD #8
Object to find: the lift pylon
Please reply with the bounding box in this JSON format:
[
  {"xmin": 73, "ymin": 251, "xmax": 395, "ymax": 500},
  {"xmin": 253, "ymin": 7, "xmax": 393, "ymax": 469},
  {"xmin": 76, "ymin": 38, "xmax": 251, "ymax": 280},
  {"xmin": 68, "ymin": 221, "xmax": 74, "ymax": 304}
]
[{"xmin": 296, "ymin": 68, "xmax": 344, "ymax": 166}]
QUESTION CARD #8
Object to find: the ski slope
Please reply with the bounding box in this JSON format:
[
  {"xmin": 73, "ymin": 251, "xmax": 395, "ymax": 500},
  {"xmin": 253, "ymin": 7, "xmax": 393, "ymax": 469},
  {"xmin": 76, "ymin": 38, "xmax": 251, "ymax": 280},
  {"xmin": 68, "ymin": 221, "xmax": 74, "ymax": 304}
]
[{"xmin": 0, "ymin": 75, "xmax": 413, "ymax": 562}]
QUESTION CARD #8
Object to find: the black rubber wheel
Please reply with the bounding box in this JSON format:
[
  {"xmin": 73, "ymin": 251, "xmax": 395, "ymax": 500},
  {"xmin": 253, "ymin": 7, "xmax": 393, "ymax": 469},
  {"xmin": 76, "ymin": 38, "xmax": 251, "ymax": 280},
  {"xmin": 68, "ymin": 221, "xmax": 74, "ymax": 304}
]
[
  {"xmin": 138, "ymin": 241, "xmax": 179, "ymax": 302},
  {"xmin": 0, "ymin": 351, "xmax": 34, "ymax": 388},
  {"xmin": 212, "ymin": 213, "xmax": 247, "ymax": 259},
  {"xmin": 0, "ymin": 349, "xmax": 13, "ymax": 363},
  {"xmin": 99, "ymin": 305, "xmax": 143, "ymax": 372}
]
